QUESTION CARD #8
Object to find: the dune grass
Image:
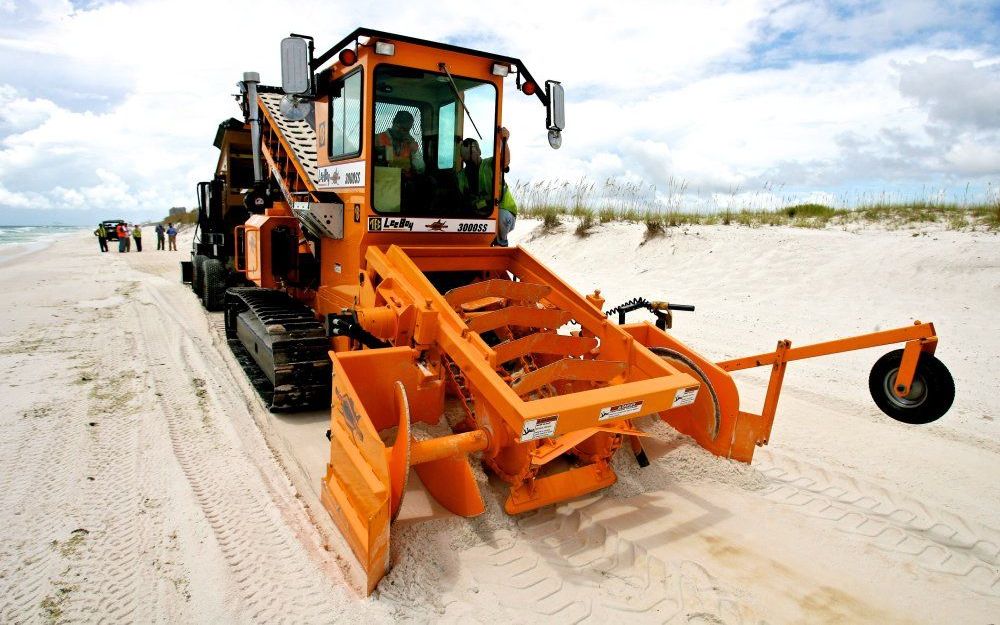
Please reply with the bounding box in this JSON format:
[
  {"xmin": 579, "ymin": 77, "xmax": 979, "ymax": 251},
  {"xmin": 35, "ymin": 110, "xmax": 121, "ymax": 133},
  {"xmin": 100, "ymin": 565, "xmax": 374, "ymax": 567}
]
[{"xmin": 513, "ymin": 178, "xmax": 1000, "ymax": 236}]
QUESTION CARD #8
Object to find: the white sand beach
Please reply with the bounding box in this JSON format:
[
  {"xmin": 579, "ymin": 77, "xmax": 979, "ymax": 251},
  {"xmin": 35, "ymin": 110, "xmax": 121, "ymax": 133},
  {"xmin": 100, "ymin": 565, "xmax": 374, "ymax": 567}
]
[{"xmin": 0, "ymin": 221, "xmax": 997, "ymax": 624}]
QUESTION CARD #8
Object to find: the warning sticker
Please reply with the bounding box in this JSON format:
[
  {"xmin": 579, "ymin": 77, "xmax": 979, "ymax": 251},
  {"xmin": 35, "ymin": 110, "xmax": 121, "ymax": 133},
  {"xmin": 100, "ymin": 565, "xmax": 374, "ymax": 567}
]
[
  {"xmin": 672, "ymin": 386, "xmax": 700, "ymax": 408},
  {"xmin": 598, "ymin": 400, "xmax": 644, "ymax": 422},
  {"xmin": 520, "ymin": 415, "xmax": 558, "ymax": 442}
]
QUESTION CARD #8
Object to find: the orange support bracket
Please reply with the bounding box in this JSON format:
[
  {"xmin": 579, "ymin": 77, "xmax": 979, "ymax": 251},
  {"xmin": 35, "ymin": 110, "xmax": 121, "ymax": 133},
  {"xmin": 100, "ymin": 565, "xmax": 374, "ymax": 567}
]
[
  {"xmin": 758, "ymin": 339, "xmax": 790, "ymax": 445},
  {"xmin": 894, "ymin": 339, "xmax": 926, "ymax": 397},
  {"xmin": 717, "ymin": 321, "xmax": 939, "ymax": 446}
]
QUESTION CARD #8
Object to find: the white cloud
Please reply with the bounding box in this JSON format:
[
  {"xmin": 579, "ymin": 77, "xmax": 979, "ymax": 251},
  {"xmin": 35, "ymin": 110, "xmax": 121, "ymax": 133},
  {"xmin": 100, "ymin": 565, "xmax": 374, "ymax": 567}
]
[
  {"xmin": 898, "ymin": 55, "xmax": 1000, "ymax": 130},
  {"xmin": 0, "ymin": 0, "xmax": 998, "ymax": 222}
]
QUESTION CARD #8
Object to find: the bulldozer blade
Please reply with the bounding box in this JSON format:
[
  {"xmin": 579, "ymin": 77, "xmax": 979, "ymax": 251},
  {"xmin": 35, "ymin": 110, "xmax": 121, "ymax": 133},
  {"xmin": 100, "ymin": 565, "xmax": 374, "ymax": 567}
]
[{"xmin": 321, "ymin": 357, "xmax": 392, "ymax": 595}]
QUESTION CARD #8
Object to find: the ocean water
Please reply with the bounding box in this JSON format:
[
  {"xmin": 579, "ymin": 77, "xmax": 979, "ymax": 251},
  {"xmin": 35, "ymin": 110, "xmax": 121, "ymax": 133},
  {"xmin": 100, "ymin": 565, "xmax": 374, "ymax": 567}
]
[{"xmin": 0, "ymin": 225, "xmax": 86, "ymax": 247}]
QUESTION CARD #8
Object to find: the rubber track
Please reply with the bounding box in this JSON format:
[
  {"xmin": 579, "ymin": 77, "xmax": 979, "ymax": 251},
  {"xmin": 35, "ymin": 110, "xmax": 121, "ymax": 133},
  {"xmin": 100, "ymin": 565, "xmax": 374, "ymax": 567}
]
[{"xmin": 225, "ymin": 287, "xmax": 331, "ymax": 411}]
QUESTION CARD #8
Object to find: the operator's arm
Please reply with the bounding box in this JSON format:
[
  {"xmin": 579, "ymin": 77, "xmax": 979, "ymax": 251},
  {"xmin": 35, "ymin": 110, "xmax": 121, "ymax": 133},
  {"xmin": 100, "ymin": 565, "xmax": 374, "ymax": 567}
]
[
  {"xmin": 410, "ymin": 139, "xmax": 426, "ymax": 174},
  {"xmin": 500, "ymin": 127, "xmax": 511, "ymax": 172}
]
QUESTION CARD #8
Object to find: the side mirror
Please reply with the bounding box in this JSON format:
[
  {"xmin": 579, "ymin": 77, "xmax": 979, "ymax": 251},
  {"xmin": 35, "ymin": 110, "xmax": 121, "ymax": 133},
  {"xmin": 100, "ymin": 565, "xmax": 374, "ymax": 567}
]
[
  {"xmin": 197, "ymin": 181, "xmax": 210, "ymax": 214},
  {"xmin": 545, "ymin": 80, "xmax": 564, "ymax": 149},
  {"xmin": 545, "ymin": 81, "xmax": 565, "ymax": 131},
  {"xmin": 281, "ymin": 37, "xmax": 313, "ymax": 95}
]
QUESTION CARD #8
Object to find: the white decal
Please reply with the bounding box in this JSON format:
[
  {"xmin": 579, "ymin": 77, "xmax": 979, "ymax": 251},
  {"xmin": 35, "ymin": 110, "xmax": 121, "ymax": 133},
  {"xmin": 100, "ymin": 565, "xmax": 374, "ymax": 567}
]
[
  {"xmin": 316, "ymin": 160, "xmax": 366, "ymax": 189},
  {"xmin": 598, "ymin": 400, "xmax": 644, "ymax": 422},
  {"xmin": 367, "ymin": 217, "xmax": 496, "ymax": 234},
  {"xmin": 520, "ymin": 415, "xmax": 558, "ymax": 442},
  {"xmin": 672, "ymin": 386, "xmax": 699, "ymax": 408}
]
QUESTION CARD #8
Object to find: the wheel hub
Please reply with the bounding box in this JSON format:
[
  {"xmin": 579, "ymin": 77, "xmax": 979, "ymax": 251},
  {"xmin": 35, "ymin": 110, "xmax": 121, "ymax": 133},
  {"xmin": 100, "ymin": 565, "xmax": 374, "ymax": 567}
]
[{"xmin": 884, "ymin": 368, "xmax": 927, "ymax": 409}]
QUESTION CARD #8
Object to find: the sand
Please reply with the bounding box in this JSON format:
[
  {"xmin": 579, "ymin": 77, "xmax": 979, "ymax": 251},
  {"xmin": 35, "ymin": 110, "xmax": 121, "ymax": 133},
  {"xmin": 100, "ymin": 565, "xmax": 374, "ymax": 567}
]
[{"xmin": 0, "ymin": 220, "xmax": 997, "ymax": 623}]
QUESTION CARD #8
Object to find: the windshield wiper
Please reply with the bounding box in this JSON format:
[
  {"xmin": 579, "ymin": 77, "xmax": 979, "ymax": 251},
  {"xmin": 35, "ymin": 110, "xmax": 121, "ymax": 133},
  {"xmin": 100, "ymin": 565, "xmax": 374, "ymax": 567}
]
[{"xmin": 438, "ymin": 62, "xmax": 483, "ymax": 141}]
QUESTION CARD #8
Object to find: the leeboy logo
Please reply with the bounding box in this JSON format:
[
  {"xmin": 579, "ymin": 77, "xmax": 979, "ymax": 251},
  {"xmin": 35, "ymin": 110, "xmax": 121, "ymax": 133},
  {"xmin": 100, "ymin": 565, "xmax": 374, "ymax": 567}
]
[
  {"xmin": 318, "ymin": 169, "xmax": 339, "ymax": 185},
  {"xmin": 368, "ymin": 217, "xmax": 414, "ymax": 231},
  {"xmin": 382, "ymin": 218, "xmax": 414, "ymax": 231}
]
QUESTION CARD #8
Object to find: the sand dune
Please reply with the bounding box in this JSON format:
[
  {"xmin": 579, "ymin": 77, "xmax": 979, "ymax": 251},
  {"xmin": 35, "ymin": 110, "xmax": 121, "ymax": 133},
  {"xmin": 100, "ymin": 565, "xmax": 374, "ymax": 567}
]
[{"xmin": 0, "ymin": 221, "xmax": 996, "ymax": 623}]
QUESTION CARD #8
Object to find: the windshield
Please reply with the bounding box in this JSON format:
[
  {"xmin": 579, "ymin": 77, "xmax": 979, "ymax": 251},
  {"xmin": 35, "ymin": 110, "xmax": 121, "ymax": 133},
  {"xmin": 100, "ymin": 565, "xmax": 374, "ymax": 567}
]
[{"xmin": 372, "ymin": 65, "xmax": 497, "ymax": 216}]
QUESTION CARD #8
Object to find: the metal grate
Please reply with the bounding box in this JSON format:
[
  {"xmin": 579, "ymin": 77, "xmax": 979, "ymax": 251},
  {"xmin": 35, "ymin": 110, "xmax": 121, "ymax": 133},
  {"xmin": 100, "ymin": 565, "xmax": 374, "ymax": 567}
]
[
  {"xmin": 259, "ymin": 93, "xmax": 319, "ymax": 185},
  {"xmin": 373, "ymin": 102, "xmax": 423, "ymax": 152}
]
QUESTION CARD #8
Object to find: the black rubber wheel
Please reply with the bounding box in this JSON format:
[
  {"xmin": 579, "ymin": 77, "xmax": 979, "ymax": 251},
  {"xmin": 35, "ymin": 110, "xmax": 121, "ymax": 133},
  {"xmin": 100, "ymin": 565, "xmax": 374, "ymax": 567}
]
[
  {"xmin": 868, "ymin": 349, "xmax": 954, "ymax": 424},
  {"xmin": 191, "ymin": 254, "xmax": 207, "ymax": 298},
  {"xmin": 202, "ymin": 259, "xmax": 226, "ymax": 311}
]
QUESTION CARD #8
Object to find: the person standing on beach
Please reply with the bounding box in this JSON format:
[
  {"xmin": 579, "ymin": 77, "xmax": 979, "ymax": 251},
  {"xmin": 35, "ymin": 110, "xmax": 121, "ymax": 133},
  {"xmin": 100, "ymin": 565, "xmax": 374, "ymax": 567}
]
[
  {"xmin": 133, "ymin": 224, "xmax": 143, "ymax": 252},
  {"xmin": 123, "ymin": 224, "xmax": 131, "ymax": 252},
  {"xmin": 116, "ymin": 224, "xmax": 127, "ymax": 252},
  {"xmin": 94, "ymin": 224, "xmax": 108, "ymax": 252},
  {"xmin": 167, "ymin": 223, "xmax": 177, "ymax": 251},
  {"xmin": 155, "ymin": 223, "xmax": 165, "ymax": 250}
]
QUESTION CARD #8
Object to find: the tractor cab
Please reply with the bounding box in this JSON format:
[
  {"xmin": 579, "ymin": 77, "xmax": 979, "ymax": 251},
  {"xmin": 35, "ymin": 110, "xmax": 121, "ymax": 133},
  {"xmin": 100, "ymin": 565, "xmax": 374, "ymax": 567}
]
[
  {"xmin": 281, "ymin": 30, "xmax": 560, "ymax": 229},
  {"xmin": 246, "ymin": 28, "xmax": 564, "ymax": 316}
]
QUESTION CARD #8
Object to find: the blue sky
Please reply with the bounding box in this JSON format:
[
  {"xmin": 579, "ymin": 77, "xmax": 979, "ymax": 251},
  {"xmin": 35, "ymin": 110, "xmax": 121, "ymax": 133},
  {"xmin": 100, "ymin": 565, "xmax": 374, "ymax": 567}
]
[{"xmin": 1, "ymin": 0, "xmax": 998, "ymax": 225}]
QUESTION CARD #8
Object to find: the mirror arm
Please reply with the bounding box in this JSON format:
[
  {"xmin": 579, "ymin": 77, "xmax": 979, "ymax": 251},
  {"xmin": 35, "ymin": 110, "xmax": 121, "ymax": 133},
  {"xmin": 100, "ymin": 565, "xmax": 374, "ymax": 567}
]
[{"xmin": 512, "ymin": 60, "xmax": 549, "ymax": 106}]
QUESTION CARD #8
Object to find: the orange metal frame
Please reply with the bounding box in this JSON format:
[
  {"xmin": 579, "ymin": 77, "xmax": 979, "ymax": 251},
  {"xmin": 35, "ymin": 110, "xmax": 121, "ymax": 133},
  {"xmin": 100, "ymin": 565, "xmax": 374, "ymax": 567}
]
[
  {"xmin": 321, "ymin": 241, "xmax": 945, "ymax": 594},
  {"xmin": 715, "ymin": 321, "xmax": 938, "ymax": 447}
]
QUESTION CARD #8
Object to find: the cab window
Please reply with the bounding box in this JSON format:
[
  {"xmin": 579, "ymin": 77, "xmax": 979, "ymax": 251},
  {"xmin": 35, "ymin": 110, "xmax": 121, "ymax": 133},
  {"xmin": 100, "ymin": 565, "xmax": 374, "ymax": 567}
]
[
  {"xmin": 329, "ymin": 70, "xmax": 362, "ymax": 159},
  {"xmin": 371, "ymin": 64, "xmax": 497, "ymax": 215}
]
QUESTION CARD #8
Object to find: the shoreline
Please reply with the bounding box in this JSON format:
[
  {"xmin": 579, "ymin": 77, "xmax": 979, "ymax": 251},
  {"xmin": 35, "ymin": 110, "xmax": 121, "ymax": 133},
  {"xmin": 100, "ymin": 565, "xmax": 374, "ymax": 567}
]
[{"xmin": 0, "ymin": 229, "xmax": 88, "ymax": 268}]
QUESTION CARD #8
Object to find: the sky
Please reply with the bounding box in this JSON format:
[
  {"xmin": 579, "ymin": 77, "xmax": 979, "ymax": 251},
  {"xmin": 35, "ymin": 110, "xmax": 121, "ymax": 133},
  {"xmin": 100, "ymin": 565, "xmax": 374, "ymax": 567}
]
[{"xmin": 0, "ymin": 0, "xmax": 998, "ymax": 225}]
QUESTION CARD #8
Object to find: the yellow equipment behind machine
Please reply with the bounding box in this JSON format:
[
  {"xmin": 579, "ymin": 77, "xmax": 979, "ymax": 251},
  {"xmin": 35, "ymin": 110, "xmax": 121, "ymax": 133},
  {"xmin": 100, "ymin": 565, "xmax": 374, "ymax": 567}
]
[{"xmin": 211, "ymin": 28, "xmax": 955, "ymax": 594}]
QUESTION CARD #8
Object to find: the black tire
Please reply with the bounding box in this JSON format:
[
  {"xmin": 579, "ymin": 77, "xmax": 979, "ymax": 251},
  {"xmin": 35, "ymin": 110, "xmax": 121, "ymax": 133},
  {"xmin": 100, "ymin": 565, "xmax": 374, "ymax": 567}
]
[
  {"xmin": 202, "ymin": 259, "xmax": 226, "ymax": 311},
  {"xmin": 192, "ymin": 254, "xmax": 207, "ymax": 297},
  {"xmin": 869, "ymin": 349, "xmax": 954, "ymax": 424}
]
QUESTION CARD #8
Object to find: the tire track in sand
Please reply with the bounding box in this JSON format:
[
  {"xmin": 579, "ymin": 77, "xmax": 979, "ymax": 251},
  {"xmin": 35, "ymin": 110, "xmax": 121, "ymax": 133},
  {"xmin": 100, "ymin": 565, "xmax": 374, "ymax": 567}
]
[
  {"xmin": 130, "ymin": 285, "xmax": 347, "ymax": 623},
  {"xmin": 0, "ymin": 320, "xmax": 109, "ymax": 622},
  {"xmin": 69, "ymin": 349, "xmax": 175, "ymax": 624},
  {"xmin": 454, "ymin": 501, "xmax": 764, "ymax": 625},
  {"xmin": 755, "ymin": 448, "xmax": 1000, "ymax": 596}
]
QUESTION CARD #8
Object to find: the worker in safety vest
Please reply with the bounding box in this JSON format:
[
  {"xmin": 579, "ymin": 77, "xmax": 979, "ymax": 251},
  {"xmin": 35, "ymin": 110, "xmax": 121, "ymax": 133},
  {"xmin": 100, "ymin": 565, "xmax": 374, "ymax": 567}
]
[
  {"xmin": 116, "ymin": 224, "xmax": 128, "ymax": 252},
  {"xmin": 375, "ymin": 111, "xmax": 425, "ymax": 175},
  {"xmin": 94, "ymin": 224, "xmax": 108, "ymax": 252},
  {"xmin": 457, "ymin": 127, "xmax": 517, "ymax": 246}
]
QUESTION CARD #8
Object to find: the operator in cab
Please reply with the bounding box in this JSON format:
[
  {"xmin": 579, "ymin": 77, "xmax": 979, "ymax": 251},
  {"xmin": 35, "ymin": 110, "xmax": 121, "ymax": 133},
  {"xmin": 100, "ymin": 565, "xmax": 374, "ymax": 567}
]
[
  {"xmin": 375, "ymin": 111, "xmax": 425, "ymax": 175},
  {"xmin": 458, "ymin": 127, "xmax": 517, "ymax": 246}
]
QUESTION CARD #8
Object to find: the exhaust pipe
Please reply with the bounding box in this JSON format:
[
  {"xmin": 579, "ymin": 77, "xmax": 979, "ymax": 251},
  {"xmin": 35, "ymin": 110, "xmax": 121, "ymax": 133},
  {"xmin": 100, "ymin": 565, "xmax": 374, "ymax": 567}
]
[{"xmin": 242, "ymin": 71, "xmax": 264, "ymax": 184}]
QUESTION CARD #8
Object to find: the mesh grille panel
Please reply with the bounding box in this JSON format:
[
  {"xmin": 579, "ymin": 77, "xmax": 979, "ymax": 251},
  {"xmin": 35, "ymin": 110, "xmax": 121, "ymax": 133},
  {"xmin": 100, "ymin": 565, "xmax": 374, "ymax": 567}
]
[{"xmin": 373, "ymin": 102, "xmax": 423, "ymax": 151}]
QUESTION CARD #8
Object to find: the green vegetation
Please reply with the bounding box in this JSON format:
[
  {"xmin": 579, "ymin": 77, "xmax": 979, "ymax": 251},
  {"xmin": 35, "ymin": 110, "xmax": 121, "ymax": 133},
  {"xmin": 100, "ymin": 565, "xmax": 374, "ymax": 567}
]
[
  {"xmin": 40, "ymin": 582, "xmax": 77, "ymax": 624},
  {"xmin": 512, "ymin": 178, "xmax": 1000, "ymax": 235}
]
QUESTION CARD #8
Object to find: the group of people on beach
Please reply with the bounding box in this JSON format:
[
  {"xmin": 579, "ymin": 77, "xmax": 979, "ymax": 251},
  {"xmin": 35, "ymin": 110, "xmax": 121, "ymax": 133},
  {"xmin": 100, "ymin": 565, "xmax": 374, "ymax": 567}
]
[{"xmin": 94, "ymin": 222, "xmax": 178, "ymax": 253}]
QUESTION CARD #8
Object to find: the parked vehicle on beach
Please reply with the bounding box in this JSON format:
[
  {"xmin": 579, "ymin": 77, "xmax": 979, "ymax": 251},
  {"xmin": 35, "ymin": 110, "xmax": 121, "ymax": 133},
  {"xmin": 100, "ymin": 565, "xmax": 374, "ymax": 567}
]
[{"xmin": 100, "ymin": 219, "xmax": 126, "ymax": 240}]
